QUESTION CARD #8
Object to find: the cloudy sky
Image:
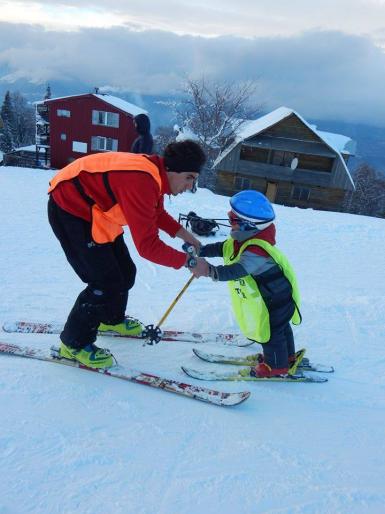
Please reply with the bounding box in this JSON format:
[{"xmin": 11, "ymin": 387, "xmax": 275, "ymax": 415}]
[{"xmin": 1, "ymin": 0, "xmax": 385, "ymax": 126}]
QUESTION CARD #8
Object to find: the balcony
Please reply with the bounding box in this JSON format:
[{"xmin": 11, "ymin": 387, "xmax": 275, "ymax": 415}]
[{"xmin": 36, "ymin": 135, "xmax": 50, "ymax": 147}]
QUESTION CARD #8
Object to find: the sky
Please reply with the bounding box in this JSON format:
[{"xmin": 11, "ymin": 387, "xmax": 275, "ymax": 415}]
[{"xmin": 1, "ymin": 0, "xmax": 385, "ymax": 126}]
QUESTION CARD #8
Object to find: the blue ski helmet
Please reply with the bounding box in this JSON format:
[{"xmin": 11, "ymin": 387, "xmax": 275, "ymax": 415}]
[{"xmin": 230, "ymin": 190, "xmax": 275, "ymax": 230}]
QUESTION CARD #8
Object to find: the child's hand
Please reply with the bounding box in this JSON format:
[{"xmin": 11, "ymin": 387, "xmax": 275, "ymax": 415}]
[{"xmin": 190, "ymin": 257, "xmax": 209, "ymax": 278}]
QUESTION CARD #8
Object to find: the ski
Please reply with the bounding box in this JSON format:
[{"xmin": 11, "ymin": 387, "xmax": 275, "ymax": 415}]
[
  {"xmin": 0, "ymin": 342, "xmax": 250, "ymax": 407},
  {"xmin": 2, "ymin": 321, "xmax": 253, "ymax": 347},
  {"xmin": 181, "ymin": 365, "xmax": 328, "ymax": 383},
  {"xmin": 192, "ymin": 348, "xmax": 334, "ymax": 373}
]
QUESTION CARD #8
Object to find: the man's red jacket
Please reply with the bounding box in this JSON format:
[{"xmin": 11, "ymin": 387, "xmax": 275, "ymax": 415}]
[{"xmin": 51, "ymin": 155, "xmax": 186, "ymax": 269}]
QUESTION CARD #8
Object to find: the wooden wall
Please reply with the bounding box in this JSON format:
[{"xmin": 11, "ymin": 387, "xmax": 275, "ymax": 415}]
[
  {"xmin": 263, "ymin": 114, "xmax": 321, "ymax": 142},
  {"xmin": 213, "ymin": 112, "xmax": 354, "ymax": 212},
  {"xmin": 215, "ymin": 170, "xmax": 347, "ymax": 212}
]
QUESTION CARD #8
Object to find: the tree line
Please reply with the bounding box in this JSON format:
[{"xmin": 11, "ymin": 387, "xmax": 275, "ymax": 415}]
[{"xmin": 0, "ymin": 90, "xmax": 36, "ymax": 153}]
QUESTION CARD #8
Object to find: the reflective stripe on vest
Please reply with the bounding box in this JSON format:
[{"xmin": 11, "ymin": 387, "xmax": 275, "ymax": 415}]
[
  {"xmin": 49, "ymin": 153, "xmax": 162, "ymax": 244},
  {"xmin": 223, "ymin": 238, "xmax": 301, "ymax": 343}
]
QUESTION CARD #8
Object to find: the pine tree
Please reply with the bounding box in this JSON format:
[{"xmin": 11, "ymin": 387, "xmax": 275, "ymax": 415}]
[
  {"xmin": 44, "ymin": 84, "xmax": 52, "ymax": 100},
  {"xmin": 12, "ymin": 92, "xmax": 35, "ymax": 148},
  {"xmin": 0, "ymin": 91, "xmax": 16, "ymax": 153}
]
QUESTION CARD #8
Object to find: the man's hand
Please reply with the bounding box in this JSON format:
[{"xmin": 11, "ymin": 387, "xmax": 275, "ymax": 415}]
[
  {"xmin": 189, "ymin": 257, "xmax": 209, "ymax": 278},
  {"xmin": 175, "ymin": 227, "xmax": 201, "ymax": 255}
]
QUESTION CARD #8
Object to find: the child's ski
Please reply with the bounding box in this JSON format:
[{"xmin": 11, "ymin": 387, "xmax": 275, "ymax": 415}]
[
  {"xmin": 2, "ymin": 321, "xmax": 253, "ymax": 347},
  {"xmin": 0, "ymin": 342, "xmax": 251, "ymax": 407},
  {"xmin": 181, "ymin": 365, "xmax": 328, "ymax": 383},
  {"xmin": 192, "ymin": 348, "xmax": 334, "ymax": 373}
]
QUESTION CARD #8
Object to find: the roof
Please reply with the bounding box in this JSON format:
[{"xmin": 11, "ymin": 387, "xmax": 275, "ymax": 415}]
[
  {"xmin": 315, "ymin": 129, "xmax": 357, "ymax": 155},
  {"xmin": 94, "ymin": 94, "xmax": 147, "ymax": 116},
  {"xmin": 213, "ymin": 106, "xmax": 355, "ymax": 188},
  {"xmin": 36, "ymin": 93, "xmax": 147, "ymax": 117}
]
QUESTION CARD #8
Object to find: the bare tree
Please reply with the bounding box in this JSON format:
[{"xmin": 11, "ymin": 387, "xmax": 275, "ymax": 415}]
[
  {"xmin": 153, "ymin": 125, "xmax": 177, "ymax": 154},
  {"xmin": 176, "ymin": 77, "xmax": 261, "ymax": 188}
]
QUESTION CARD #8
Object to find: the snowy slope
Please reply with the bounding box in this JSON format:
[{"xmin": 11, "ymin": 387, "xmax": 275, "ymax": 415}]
[{"xmin": 0, "ymin": 166, "xmax": 385, "ymax": 514}]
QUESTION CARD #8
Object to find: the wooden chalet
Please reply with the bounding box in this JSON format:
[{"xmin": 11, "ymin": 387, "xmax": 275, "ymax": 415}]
[
  {"xmin": 214, "ymin": 107, "xmax": 356, "ymax": 212},
  {"xmin": 35, "ymin": 93, "xmax": 147, "ymax": 169}
]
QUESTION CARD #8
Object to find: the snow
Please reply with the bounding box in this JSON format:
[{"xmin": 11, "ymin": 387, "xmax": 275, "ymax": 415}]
[
  {"xmin": 37, "ymin": 93, "xmax": 147, "ymax": 116},
  {"xmin": 316, "ymin": 129, "xmax": 357, "ymax": 155},
  {"xmin": 15, "ymin": 145, "xmax": 44, "ymax": 153},
  {"xmin": 94, "ymin": 94, "xmax": 147, "ymax": 117},
  {"xmin": 1, "ymin": 165, "xmax": 385, "ymax": 514}
]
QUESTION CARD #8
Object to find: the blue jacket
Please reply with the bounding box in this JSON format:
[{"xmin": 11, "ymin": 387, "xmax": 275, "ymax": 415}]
[{"xmin": 131, "ymin": 114, "xmax": 153, "ymax": 154}]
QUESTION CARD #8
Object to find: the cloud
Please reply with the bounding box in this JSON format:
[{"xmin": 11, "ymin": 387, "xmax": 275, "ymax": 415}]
[
  {"xmin": 0, "ymin": 21, "xmax": 385, "ymax": 126},
  {"xmin": 3, "ymin": 0, "xmax": 385, "ymax": 44}
]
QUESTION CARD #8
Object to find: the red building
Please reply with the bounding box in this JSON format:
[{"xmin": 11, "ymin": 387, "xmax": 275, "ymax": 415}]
[{"xmin": 35, "ymin": 93, "xmax": 147, "ymax": 169}]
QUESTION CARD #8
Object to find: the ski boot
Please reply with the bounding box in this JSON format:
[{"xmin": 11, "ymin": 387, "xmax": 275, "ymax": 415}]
[
  {"xmin": 240, "ymin": 362, "xmax": 288, "ymax": 378},
  {"xmin": 59, "ymin": 342, "xmax": 114, "ymax": 369},
  {"xmin": 288, "ymin": 348, "xmax": 306, "ymax": 375},
  {"xmin": 98, "ymin": 316, "xmax": 144, "ymax": 337}
]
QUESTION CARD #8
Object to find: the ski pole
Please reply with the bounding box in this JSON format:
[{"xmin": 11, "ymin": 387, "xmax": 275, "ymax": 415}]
[{"xmin": 143, "ymin": 244, "xmax": 197, "ymax": 345}]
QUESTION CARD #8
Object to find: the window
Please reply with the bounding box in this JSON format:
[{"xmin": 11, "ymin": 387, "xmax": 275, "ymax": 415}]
[
  {"xmin": 72, "ymin": 141, "xmax": 87, "ymax": 153},
  {"xmin": 92, "ymin": 110, "xmax": 119, "ymax": 128},
  {"xmin": 57, "ymin": 109, "xmax": 71, "ymax": 117},
  {"xmin": 60, "ymin": 133, "xmax": 67, "ymax": 141},
  {"xmin": 292, "ymin": 186, "xmax": 310, "ymax": 201},
  {"xmin": 91, "ymin": 136, "xmax": 118, "ymax": 152},
  {"xmin": 234, "ymin": 176, "xmax": 250, "ymax": 190},
  {"xmin": 240, "ymin": 145, "xmax": 269, "ymax": 163},
  {"xmin": 297, "ymin": 154, "xmax": 334, "ymax": 172},
  {"xmin": 270, "ymin": 150, "xmax": 296, "ymax": 167}
]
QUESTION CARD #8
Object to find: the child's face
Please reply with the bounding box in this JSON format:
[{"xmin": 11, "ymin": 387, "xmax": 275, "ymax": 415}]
[
  {"xmin": 228, "ymin": 210, "xmax": 259, "ymax": 232},
  {"xmin": 228, "ymin": 210, "xmax": 241, "ymax": 230}
]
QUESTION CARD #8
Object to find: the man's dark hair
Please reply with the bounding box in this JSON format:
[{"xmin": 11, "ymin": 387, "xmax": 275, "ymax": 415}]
[{"xmin": 163, "ymin": 140, "xmax": 206, "ymax": 173}]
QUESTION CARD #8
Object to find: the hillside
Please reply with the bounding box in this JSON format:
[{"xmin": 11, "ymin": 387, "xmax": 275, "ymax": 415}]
[{"xmin": 0, "ymin": 166, "xmax": 385, "ymax": 514}]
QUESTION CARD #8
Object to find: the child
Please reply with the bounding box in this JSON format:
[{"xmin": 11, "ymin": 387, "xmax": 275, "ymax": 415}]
[{"xmin": 199, "ymin": 190, "xmax": 302, "ymax": 378}]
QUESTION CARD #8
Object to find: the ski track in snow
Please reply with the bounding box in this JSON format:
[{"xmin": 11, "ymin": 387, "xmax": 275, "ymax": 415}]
[{"xmin": 1, "ymin": 167, "xmax": 385, "ymax": 514}]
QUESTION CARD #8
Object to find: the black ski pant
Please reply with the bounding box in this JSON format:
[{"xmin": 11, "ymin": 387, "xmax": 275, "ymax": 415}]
[
  {"xmin": 262, "ymin": 321, "xmax": 295, "ymax": 369},
  {"xmin": 257, "ymin": 267, "xmax": 296, "ymax": 369},
  {"xmin": 48, "ymin": 196, "xmax": 136, "ymax": 349}
]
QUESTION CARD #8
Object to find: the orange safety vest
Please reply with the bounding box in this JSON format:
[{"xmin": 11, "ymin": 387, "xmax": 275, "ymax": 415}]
[{"xmin": 49, "ymin": 152, "xmax": 162, "ymax": 244}]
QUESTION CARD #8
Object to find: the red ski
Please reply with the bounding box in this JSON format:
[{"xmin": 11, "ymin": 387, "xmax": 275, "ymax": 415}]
[
  {"xmin": 0, "ymin": 342, "xmax": 251, "ymax": 407},
  {"xmin": 2, "ymin": 320, "xmax": 254, "ymax": 346}
]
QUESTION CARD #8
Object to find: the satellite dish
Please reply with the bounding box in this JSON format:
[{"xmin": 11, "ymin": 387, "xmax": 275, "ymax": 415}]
[{"xmin": 290, "ymin": 157, "xmax": 299, "ymax": 170}]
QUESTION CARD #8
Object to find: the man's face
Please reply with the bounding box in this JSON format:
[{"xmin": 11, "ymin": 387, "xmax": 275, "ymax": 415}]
[{"xmin": 167, "ymin": 171, "xmax": 199, "ymax": 195}]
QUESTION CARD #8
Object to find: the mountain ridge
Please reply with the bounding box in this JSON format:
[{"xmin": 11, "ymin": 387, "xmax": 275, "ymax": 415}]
[{"xmin": 1, "ymin": 79, "xmax": 383, "ymax": 175}]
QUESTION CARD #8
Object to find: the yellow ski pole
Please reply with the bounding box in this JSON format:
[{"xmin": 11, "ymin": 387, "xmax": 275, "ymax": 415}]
[{"xmin": 143, "ymin": 244, "xmax": 197, "ymax": 344}]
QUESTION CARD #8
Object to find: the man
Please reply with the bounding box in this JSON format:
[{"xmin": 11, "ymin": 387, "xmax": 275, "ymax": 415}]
[
  {"xmin": 48, "ymin": 140, "xmax": 206, "ymax": 368},
  {"xmin": 130, "ymin": 113, "xmax": 153, "ymax": 154}
]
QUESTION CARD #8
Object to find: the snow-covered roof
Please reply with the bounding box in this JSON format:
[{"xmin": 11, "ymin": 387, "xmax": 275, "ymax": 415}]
[
  {"xmin": 36, "ymin": 93, "xmax": 147, "ymax": 117},
  {"xmin": 316, "ymin": 129, "xmax": 356, "ymax": 156},
  {"xmin": 213, "ymin": 106, "xmax": 355, "ymax": 188},
  {"xmin": 93, "ymin": 94, "xmax": 147, "ymax": 116}
]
